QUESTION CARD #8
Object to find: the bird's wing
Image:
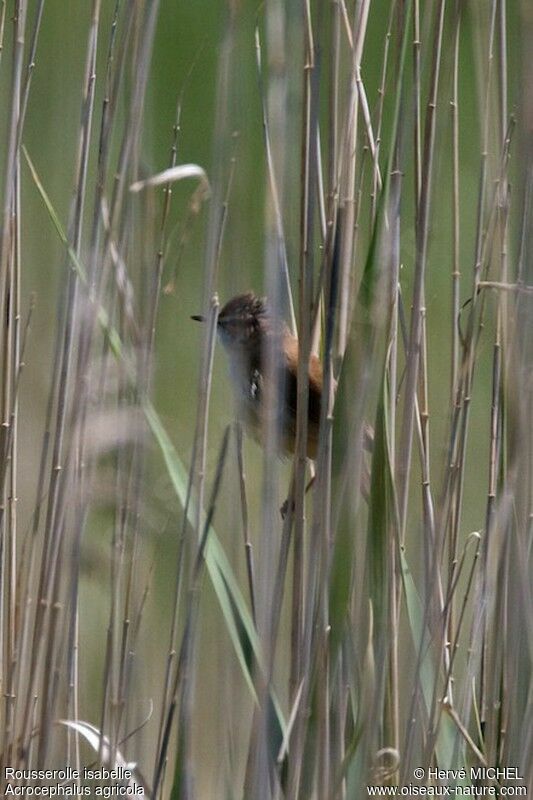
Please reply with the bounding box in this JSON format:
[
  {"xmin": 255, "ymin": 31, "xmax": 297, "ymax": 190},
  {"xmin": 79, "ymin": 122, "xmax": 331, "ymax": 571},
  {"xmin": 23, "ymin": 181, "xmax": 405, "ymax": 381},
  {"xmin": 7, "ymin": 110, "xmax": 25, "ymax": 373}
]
[{"xmin": 283, "ymin": 335, "xmax": 322, "ymax": 426}]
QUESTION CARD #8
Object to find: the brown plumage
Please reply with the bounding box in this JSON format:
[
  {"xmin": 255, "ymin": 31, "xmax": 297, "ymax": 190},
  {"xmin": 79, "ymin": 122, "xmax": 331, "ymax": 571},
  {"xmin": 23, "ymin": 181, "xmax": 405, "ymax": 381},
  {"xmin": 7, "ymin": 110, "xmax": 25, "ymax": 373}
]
[{"xmin": 213, "ymin": 292, "xmax": 323, "ymax": 458}]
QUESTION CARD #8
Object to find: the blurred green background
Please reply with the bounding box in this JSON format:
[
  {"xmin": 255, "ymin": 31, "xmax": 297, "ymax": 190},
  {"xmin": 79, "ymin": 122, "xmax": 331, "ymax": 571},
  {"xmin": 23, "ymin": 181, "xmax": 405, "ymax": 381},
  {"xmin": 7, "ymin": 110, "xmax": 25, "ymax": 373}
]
[{"xmin": 2, "ymin": 0, "xmax": 523, "ymax": 792}]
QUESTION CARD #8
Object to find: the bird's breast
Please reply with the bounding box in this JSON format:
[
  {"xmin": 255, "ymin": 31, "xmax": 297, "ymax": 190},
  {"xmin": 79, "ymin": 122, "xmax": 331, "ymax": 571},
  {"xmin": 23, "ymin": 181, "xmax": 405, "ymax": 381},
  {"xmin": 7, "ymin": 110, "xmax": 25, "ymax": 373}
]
[{"xmin": 230, "ymin": 367, "xmax": 318, "ymax": 459}]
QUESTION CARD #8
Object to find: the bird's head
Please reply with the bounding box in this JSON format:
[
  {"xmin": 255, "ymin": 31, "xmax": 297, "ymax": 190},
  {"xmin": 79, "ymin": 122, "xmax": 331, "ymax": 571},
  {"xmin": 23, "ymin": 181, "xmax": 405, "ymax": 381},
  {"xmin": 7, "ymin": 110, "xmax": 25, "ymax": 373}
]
[
  {"xmin": 192, "ymin": 292, "xmax": 270, "ymax": 351},
  {"xmin": 215, "ymin": 292, "xmax": 268, "ymax": 350}
]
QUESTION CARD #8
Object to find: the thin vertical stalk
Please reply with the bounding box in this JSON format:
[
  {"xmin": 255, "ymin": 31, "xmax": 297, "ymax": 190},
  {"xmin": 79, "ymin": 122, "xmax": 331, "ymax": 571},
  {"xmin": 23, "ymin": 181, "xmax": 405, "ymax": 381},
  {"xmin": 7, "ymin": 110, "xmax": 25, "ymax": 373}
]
[
  {"xmin": 371, "ymin": 0, "xmax": 396, "ymax": 226},
  {"xmin": 0, "ymin": 0, "xmax": 27, "ymax": 322},
  {"xmin": 0, "ymin": 1, "xmax": 28, "ymax": 779},
  {"xmin": 413, "ymin": 0, "xmax": 422, "ymax": 211},
  {"xmin": 397, "ymin": 0, "xmax": 446, "ymax": 542},
  {"xmin": 0, "ymin": 0, "xmax": 6, "ymax": 68},
  {"xmin": 450, "ymin": 4, "xmax": 461, "ymax": 402},
  {"xmin": 235, "ymin": 424, "xmax": 256, "ymax": 623},
  {"xmin": 285, "ymin": 4, "xmax": 317, "ymax": 798}
]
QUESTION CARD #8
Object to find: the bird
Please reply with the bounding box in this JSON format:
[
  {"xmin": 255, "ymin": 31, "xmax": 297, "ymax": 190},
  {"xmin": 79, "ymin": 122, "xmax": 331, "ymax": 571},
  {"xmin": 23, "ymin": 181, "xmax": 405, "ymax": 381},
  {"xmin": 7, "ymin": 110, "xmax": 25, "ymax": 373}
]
[{"xmin": 192, "ymin": 292, "xmax": 323, "ymax": 459}]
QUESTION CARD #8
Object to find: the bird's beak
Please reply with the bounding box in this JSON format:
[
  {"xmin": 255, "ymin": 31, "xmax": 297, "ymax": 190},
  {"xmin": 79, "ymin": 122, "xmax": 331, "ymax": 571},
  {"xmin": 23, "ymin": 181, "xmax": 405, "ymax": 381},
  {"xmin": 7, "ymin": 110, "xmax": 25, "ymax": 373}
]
[{"xmin": 190, "ymin": 314, "xmax": 205, "ymax": 322}]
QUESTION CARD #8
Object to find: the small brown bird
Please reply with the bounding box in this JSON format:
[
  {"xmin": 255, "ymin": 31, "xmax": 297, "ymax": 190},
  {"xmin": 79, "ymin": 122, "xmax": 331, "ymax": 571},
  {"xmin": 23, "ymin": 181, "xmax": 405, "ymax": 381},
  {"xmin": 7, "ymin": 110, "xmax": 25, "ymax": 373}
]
[{"xmin": 192, "ymin": 292, "xmax": 323, "ymax": 458}]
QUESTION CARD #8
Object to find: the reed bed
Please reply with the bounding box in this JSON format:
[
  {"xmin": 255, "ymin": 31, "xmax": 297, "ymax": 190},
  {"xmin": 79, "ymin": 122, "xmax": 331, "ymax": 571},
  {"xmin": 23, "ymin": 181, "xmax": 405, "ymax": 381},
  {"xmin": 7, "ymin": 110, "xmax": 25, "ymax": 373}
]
[{"xmin": 0, "ymin": 1, "xmax": 531, "ymax": 798}]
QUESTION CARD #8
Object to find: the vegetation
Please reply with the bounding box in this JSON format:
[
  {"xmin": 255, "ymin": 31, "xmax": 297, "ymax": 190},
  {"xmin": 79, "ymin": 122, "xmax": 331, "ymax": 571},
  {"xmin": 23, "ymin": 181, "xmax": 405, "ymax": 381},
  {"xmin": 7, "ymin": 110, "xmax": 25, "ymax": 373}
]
[{"xmin": 0, "ymin": 1, "xmax": 530, "ymax": 797}]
